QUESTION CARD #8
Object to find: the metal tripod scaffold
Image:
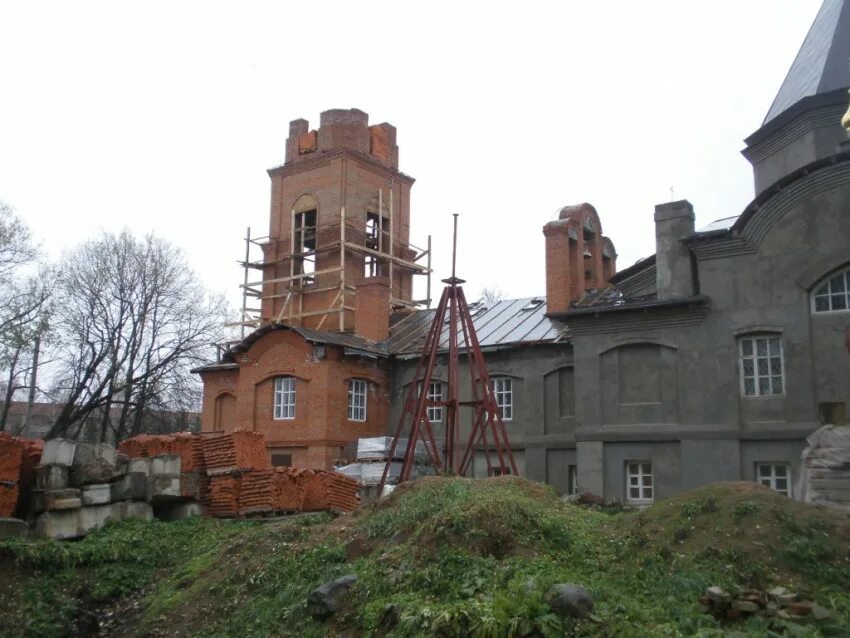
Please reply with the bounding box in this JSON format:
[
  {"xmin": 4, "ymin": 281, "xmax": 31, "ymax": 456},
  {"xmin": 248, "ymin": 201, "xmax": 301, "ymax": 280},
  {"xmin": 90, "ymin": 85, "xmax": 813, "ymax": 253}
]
[{"xmin": 377, "ymin": 215, "xmax": 518, "ymax": 494}]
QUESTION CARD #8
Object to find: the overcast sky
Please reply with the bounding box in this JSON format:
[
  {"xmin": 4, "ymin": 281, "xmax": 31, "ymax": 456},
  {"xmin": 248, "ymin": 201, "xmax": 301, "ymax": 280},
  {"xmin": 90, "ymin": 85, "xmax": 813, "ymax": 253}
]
[{"xmin": 0, "ymin": 0, "xmax": 823, "ymax": 315}]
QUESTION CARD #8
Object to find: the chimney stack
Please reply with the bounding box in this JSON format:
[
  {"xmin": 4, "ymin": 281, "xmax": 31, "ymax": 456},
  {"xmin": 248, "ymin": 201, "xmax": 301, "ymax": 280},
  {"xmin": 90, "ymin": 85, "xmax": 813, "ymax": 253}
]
[
  {"xmin": 355, "ymin": 276, "xmax": 390, "ymax": 342},
  {"xmin": 543, "ymin": 221, "xmax": 573, "ymax": 315},
  {"xmin": 654, "ymin": 200, "xmax": 695, "ymax": 300}
]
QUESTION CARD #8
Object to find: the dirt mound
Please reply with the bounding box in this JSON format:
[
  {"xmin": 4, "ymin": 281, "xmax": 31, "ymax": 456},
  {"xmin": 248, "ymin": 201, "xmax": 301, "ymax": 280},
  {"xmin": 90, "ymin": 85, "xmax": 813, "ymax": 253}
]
[{"xmin": 614, "ymin": 481, "xmax": 850, "ymax": 587}]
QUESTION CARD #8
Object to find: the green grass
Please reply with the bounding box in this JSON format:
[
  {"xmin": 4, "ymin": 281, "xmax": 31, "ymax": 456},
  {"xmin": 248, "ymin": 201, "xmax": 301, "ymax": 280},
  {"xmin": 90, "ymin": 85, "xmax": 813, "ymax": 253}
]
[{"xmin": 2, "ymin": 479, "xmax": 849, "ymax": 637}]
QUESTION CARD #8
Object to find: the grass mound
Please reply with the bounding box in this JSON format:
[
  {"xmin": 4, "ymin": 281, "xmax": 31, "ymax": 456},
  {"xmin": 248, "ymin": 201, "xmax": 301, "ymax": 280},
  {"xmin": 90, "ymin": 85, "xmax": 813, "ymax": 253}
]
[{"xmin": 2, "ymin": 478, "xmax": 850, "ymax": 637}]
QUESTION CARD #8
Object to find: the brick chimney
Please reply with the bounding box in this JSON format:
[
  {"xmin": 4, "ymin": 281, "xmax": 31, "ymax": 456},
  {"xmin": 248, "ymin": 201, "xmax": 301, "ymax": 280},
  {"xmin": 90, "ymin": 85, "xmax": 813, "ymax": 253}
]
[
  {"xmin": 543, "ymin": 220, "xmax": 573, "ymax": 315},
  {"xmin": 355, "ymin": 276, "xmax": 390, "ymax": 342}
]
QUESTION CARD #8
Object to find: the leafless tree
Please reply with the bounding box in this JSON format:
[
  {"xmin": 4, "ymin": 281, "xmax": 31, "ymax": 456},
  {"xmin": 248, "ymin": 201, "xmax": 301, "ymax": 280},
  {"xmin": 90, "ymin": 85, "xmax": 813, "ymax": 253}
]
[
  {"xmin": 479, "ymin": 286, "xmax": 504, "ymax": 305},
  {"xmin": 48, "ymin": 231, "xmax": 227, "ymax": 441},
  {"xmin": 0, "ymin": 202, "xmax": 53, "ymax": 432}
]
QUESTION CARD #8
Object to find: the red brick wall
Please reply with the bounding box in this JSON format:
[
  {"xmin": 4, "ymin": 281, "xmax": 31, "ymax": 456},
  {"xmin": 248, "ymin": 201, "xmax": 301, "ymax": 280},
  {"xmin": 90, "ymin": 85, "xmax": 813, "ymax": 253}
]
[{"xmin": 200, "ymin": 328, "xmax": 389, "ymax": 470}]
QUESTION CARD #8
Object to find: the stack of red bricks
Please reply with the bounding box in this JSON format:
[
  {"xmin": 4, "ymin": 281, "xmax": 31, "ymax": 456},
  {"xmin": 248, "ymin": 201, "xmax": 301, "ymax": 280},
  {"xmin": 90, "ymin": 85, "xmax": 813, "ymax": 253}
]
[
  {"xmin": 207, "ymin": 474, "xmax": 241, "ymax": 518},
  {"xmin": 272, "ymin": 467, "xmax": 359, "ymax": 513},
  {"xmin": 0, "ymin": 433, "xmax": 43, "ymax": 518},
  {"xmin": 238, "ymin": 469, "xmax": 275, "ymax": 515},
  {"xmin": 201, "ymin": 431, "xmax": 267, "ymax": 475}
]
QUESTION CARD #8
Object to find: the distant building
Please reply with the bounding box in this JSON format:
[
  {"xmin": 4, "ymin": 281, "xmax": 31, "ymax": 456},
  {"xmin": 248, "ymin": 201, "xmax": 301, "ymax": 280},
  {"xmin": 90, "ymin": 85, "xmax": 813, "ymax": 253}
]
[{"xmin": 195, "ymin": 0, "xmax": 850, "ymax": 502}]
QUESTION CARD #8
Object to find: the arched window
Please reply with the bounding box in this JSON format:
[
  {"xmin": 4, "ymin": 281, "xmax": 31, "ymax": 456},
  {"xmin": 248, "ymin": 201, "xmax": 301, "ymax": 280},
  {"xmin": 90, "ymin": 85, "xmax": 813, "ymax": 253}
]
[
  {"xmin": 273, "ymin": 377, "xmax": 296, "ymax": 420},
  {"xmin": 812, "ymin": 266, "xmax": 850, "ymax": 312}
]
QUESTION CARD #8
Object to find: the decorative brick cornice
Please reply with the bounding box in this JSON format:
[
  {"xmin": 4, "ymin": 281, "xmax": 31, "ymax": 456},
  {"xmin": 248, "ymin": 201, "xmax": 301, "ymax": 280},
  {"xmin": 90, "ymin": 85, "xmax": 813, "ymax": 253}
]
[{"xmin": 268, "ymin": 148, "xmax": 415, "ymax": 185}]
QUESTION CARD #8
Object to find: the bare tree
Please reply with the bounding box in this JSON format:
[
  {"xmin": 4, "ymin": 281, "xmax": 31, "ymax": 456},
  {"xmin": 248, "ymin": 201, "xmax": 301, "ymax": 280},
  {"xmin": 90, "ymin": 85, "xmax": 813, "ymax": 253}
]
[
  {"xmin": 479, "ymin": 286, "xmax": 504, "ymax": 305},
  {"xmin": 48, "ymin": 231, "xmax": 227, "ymax": 441},
  {"xmin": 0, "ymin": 202, "xmax": 53, "ymax": 432}
]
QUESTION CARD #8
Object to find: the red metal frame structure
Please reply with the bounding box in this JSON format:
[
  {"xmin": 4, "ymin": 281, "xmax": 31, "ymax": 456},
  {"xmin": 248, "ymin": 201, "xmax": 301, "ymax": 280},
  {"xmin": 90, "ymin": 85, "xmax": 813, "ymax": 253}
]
[{"xmin": 378, "ymin": 215, "xmax": 518, "ymax": 493}]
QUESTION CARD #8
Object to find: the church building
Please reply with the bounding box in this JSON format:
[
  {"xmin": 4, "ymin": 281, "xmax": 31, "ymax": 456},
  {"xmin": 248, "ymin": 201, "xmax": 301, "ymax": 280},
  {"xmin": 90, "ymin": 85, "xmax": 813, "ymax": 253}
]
[{"xmin": 195, "ymin": 0, "xmax": 850, "ymax": 502}]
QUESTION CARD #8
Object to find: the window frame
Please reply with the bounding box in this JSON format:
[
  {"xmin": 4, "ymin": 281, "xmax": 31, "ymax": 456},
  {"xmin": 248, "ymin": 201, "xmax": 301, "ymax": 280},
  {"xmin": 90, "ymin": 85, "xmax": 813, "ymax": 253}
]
[
  {"xmin": 426, "ymin": 381, "xmax": 443, "ymax": 423},
  {"xmin": 567, "ymin": 464, "xmax": 578, "ymax": 496},
  {"xmin": 811, "ymin": 266, "xmax": 850, "ymax": 313},
  {"xmin": 625, "ymin": 461, "xmax": 654, "ymax": 506},
  {"xmin": 738, "ymin": 334, "xmax": 785, "ymax": 398},
  {"xmin": 273, "ymin": 376, "xmax": 296, "ymax": 420},
  {"xmin": 756, "ymin": 462, "xmax": 791, "ymax": 497},
  {"xmin": 348, "ymin": 378, "xmax": 368, "ymax": 422},
  {"xmin": 489, "ymin": 376, "xmax": 513, "ymax": 421}
]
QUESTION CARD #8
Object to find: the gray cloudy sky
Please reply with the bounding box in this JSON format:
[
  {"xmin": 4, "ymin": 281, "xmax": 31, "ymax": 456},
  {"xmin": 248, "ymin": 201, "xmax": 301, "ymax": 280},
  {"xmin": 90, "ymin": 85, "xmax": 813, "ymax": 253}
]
[{"xmin": 0, "ymin": 0, "xmax": 822, "ymax": 314}]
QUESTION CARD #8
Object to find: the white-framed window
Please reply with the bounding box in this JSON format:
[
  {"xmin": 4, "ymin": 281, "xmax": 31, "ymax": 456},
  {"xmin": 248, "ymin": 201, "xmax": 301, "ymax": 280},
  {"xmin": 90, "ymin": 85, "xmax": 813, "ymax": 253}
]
[
  {"xmin": 426, "ymin": 381, "xmax": 443, "ymax": 423},
  {"xmin": 626, "ymin": 461, "xmax": 653, "ymax": 505},
  {"xmin": 812, "ymin": 267, "xmax": 850, "ymax": 312},
  {"xmin": 738, "ymin": 335, "xmax": 784, "ymax": 397},
  {"xmin": 756, "ymin": 462, "xmax": 791, "ymax": 497},
  {"xmin": 348, "ymin": 379, "xmax": 368, "ymax": 421},
  {"xmin": 273, "ymin": 377, "xmax": 296, "ymax": 420},
  {"xmin": 568, "ymin": 465, "xmax": 578, "ymax": 496},
  {"xmin": 489, "ymin": 376, "xmax": 513, "ymax": 420}
]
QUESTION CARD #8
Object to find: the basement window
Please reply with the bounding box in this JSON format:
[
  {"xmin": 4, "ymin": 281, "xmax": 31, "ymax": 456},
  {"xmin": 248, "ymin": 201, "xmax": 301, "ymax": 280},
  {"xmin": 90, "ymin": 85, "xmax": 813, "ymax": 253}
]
[
  {"xmin": 293, "ymin": 210, "xmax": 317, "ymax": 284},
  {"xmin": 348, "ymin": 379, "xmax": 368, "ymax": 421},
  {"xmin": 626, "ymin": 461, "xmax": 653, "ymax": 505},
  {"xmin": 756, "ymin": 463, "xmax": 790, "ymax": 497},
  {"xmin": 271, "ymin": 453, "xmax": 292, "ymax": 467},
  {"xmin": 273, "ymin": 377, "xmax": 296, "ymax": 420},
  {"xmin": 568, "ymin": 464, "xmax": 578, "ymax": 496}
]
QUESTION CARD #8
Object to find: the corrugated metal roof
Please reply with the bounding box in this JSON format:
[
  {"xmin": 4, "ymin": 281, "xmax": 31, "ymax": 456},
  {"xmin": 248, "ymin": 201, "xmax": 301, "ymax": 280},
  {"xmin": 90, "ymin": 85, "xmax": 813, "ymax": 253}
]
[
  {"xmin": 764, "ymin": 0, "xmax": 850, "ymax": 124},
  {"xmin": 385, "ymin": 296, "xmax": 567, "ymax": 355}
]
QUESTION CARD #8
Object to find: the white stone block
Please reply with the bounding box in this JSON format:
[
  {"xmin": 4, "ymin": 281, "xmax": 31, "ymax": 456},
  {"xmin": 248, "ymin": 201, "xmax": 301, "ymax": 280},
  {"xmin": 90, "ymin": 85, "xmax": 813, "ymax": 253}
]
[
  {"xmin": 128, "ymin": 457, "xmax": 152, "ymax": 476},
  {"xmin": 41, "ymin": 439, "xmax": 76, "ymax": 466},
  {"xmin": 151, "ymin": 455, "xmax": 181, "ymax": 477},
  {"xmin": 35, "ymin": 510, "xmax": 82, "ymax": 540},
  {"xmin": 79, "ymin": 503, "xmax": 124, "ymax": 534},
  {"xmin": 81, "ymin": 483, "xmax": 112, "ymax": 506}
]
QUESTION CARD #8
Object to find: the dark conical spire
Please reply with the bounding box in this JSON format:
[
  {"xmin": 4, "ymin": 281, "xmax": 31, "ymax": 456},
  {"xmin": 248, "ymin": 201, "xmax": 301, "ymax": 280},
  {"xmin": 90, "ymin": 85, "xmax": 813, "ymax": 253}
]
[{"xmin": 763, "ymin": 0, "xmax": 850, "ymax": 124}]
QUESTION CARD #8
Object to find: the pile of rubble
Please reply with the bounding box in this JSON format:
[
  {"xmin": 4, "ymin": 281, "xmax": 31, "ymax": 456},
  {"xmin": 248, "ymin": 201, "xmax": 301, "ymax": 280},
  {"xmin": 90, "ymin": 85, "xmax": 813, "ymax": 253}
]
[{"xmin": 700, "ymin": 586, "xmax": 832, "ymax": 622}]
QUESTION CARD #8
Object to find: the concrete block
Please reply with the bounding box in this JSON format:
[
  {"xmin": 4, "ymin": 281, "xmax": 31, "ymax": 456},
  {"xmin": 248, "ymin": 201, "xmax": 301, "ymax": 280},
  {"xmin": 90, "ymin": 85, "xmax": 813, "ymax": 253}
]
[
  {"xmin": 43, "ymin": 488, "xmax": 82, "ymax": 511},
  {"xmin": 151, "ymin": 455, "xmax": 181, "ymax": 477},
  {"xmin": 112, "ymin": 453, "xmax": 129, "ymax": 478},
  {"xmin": 93, "ymin": 443, "xmax": 118, "ymax": 466},
  {"xmin": 110, "ymin": 472, "xmax": 147, "ymax": 501},
  {"xmin": 35, "ymin": 510, "xmax": 82, "ymax": 540},
  {"xmin": 155, "ymin": 501, "xmax": 202, "ymax": 521},
  {"xmin": 121, "ymin": 501, "xmax": 153, "ymax": 521},
  {"xmin": 81, "ymin": 483, "xmax": 112, "ymax": 506},
  {"xmin": 0, "ymin": 517, "xmax": 28, "ymax": 540},
  {"xmin": 72, "ymin": 442, "xmax": 95, "ymax": 467},
  {"xmin": 35, "ymin": 464, "xmax": 70, "ymax": 491},
  {"xmin": 79, "ymin": 503, "xmax": 124, "ymax": 534},
  {"xmin": 128, "ymin": 457, "xmax": 152, "ymax": 476},
  {"xmin": 150, "ymin": 475, "xmax": 181, "ymax": 502},
  {"xmin": 41, "ymin": 439, "xmax": 76, "ymax": 466}
]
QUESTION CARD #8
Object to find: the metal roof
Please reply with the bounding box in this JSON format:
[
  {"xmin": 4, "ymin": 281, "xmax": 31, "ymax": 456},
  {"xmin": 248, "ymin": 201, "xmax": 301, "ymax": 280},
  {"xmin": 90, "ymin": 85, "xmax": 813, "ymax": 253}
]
[
  {"xmin": 384, "ymin": 296, "xmax": 568, "ymax": 355},
  {"xmin": 764, "ymin": 0, "xmax": 850, "ymax": 124},
  {"xmin": 695, "ymin": 215, "xmax": 739, "ymax": 234}
]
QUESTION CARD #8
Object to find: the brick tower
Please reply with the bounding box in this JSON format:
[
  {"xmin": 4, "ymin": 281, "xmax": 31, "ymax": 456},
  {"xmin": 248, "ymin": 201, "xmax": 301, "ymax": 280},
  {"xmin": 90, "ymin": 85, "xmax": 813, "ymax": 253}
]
[{"xmin": 251, "ymin": 108, "xmax": 429, "ymax": 339}]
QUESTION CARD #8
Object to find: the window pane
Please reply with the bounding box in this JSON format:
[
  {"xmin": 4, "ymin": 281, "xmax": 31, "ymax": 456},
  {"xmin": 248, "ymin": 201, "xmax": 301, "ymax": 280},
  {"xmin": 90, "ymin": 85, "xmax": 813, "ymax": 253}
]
[
  {"xmin": 630, "ymin": 487, "xmax": 639, "ymax": 498},
  {"xmin": 642, "ymin": 475, "xmax": 652, "ymax": 486},
  {"xmin": 769, "ymin": 358, "xmax": 782, "ymax": 375},
  {"xmin": 629, "ymin": 463, "xmax": 638, "ymax": 475},
  {"xmin": 758, "ymin": 465, "xmax": 770, "ymax": 477},
  {"xmin": 757, "ymin": 359, "xmax": 768, "ymax": 376},
  {"xmin": 744, "ymin": 379, "xmax": 756, "ymax": 396},
  {"xmin": 772, "ymin": 377, "xmax": 783, "ymax": 394},
  {"xmin": 756, "ymin": 339, "xmax": 767, "ymax": 356},
  {"xmin": 775, "ymin": 478, "xmax": 788, "ymax": 492},
  {"xmin": 759, "ymin": 478, "xmax": 771, "ymax": 487},
  {"xmin": 642, "ymin": 463, "xmax": 651, "ymax": 475},
  {"xmin": 832, "ymin": 294, "xmax": 846, "ymax": 310},
  {"xmin": 758, "ymin": 377, "xmax": 770, "ymax": 395},
  {"xmin": 775, "ymin": 465, "xmax": 787, "ymax": 477},
  {"xmin": 769, "ymin": 338, "xmax": 781, "ymax": 355},
  {"xmin": 630, "ymin": 476, "xmax": 639, "ymax": 486},
  {"xmin": 741, "ymin": 339, "xmax": 753, "ymax": 356},
  {"xmin": 815, "ymin": 296, "xmax": 830, "ymax": 312},
  {"xmin": 830, "ymin": 273, "xmax": 845, "ymax": 292},
  {"xmin": 742, "ymin": 359, "xmax": 754, "ymax": 376}
]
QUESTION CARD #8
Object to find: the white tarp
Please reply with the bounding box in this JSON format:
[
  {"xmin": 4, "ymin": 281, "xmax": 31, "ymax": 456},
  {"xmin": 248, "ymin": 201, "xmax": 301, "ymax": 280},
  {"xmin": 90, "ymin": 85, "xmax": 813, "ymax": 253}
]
[
  {"xmin": 357, "ymin": 436, "xmax": 441, "ymax": 461},
  {"xmin": 800, "ymin": 424, "xmax": 850, "ymax": 511}
]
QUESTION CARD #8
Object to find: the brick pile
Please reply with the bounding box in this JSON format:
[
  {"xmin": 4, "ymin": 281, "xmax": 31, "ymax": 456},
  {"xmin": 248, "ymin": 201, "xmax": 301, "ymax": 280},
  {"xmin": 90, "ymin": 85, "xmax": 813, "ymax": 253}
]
[
  {"xmin": 238, "ymin": 469, "xmax": 275, "ymax": 515},
  {"xmin": 201, "ymin": 431, "xmax": 268, "ymax": 475},
  {"xmin": 207, "ymin": 474, "xmax": 241, "ymax": 518},
  {"xmin": 118, "ymin": 433, "xmax": 205, "ymax": 472},
  {"xmin": 0, "ymin": 433, "xmax": 34, "ymax": 518}
]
